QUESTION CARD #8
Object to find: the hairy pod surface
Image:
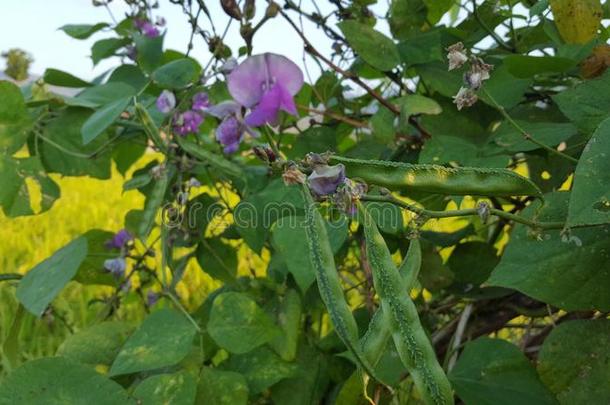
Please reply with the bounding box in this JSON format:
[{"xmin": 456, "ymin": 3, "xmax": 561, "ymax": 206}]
[
  {"xmin": 135, "ymin": 103, "xmax": 168, "ymax": 153},
  {"xmin": 331, "ymin": 156, "xmax": 542, "ymax": 198},
  {"xmin": 139, "ymin": 164, "xmax": 173, "ymax": 240},
  {"xmin": 301, "ymin": 185, "xmax": 377, "ymax": 378},
  {"xmin": 360, "ymin": 204, "xmax": 454, "ymax": 405},
  {"xmin": 176, "ymin": 137, "xmax": 243, "ymax": 178}
]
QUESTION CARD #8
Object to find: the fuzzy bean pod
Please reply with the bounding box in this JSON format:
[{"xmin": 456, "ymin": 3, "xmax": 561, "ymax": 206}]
[
  {"xmin": 134, "ymin": 103, "xmax": 168, "ymax": 153},
  {"xmin": 301, "ymin": 185, "xmax": 377, "ymax": 378},
  {"xmin": 361, "ymin": 238, "xmax": 422, "ymax": 369},
  {"xmin": 176, "ymin": 137, "xmax": 243, "ymax": 178},
  {"xmin": 330, "ymin": 155, "xmax": 542, "ymax": 198},
  {"xmin": 360, "ymin": 204, "xmax": 453, "ymax": 405},
  {"xmin": 138, "ymin": 164, "xmax": 173, "ymax": 240}
]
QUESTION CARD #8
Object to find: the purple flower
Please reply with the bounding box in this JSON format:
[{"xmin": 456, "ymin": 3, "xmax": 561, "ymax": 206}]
[
  {"xmin": 227, "ymin": 53, "xmax": 304, "ymax": 127},
  {"xmin": 134, "ymin": 18, "xmax": 161, "ymax": 38},
  {"xmin": 308, "ymin": 164, "xmax": 346, "ymax": 196},
  {"xmin": 156, "ymin": 90, "xmax": 176, "ymax": 114},
  {"xmin": 174, "ymin": 110, "xmax": 204, "ymax": 136},
  {"xmin": 206, "ymin": 101, "xmax": 258, "ymax": 153},
  {"xmin": 146, "ymin": 291, "xmax": 160, "ymax": 307},
  {"xmin": 192, "ymin": 92, "xmax": 210, "ymax": 111},
  {"xmin": 105, "ymin": 229, "xmax": 133, "ymax": 250},
  {"xmin": 104, "ymin": 258, "xmax": 126, "ymax": 279}
]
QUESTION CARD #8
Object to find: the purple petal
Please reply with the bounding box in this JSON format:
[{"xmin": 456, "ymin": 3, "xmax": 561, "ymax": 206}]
[
  {"xmin": 141, "ymin": 22, "xmax": 160, "ymax": 38},
  {"xmin": 205, "ymin": 101, "xmax": 241, "ymax": 119},
  {"xmin": 192, "ymin": 92, "xmax": 210, "ymax": 111},
  {"xmin": 156, "ymin": 90, "xmax": 176, "ymax": 114},
  {"xmin": 105, "ymin": 229, "xmax": 133, "ymax": 250},
  {"xmin": 104, "ymin": 257, "xmax": 126, "ymax": 278},
  {"xmin": 227, "ymin": 54, "xmax": 268, "ymax": 107},
  {"xmin": 308, "ymin": 164, "xmax": 346, "ymax": 196},
  {"xmin": 244, "ymin": 84, "xmax": 282, "ymax": 127},
  {"xmin": 216, "ymin": 116, "xmax": 244, "ymax": 153},
  {"xmin": 265, "ymin": 53, "xmax": 304, "ymax": 96}
]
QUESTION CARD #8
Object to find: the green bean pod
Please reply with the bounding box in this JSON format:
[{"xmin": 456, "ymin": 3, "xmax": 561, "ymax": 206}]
[
  {"xmin": 138, "ymin": 164, "xmax": 173, "ymax": 240},
  {"xmin": 301, "ymin": 185, "xmax": 377, "ymax": 378},
  {"xmin": 360, "ymin": 204, "xmax": 453, "ymax": 405},
  {"xmin": 330, "ymin": 155, "xmax": 542, "ymax": 198},
  {"xmin": 361, "ymin": 238, "xmax": 422, "ymax": 368},
  {"xmin": 176, "ymin": 137, "xmax": 243, "ymax": 178},
  {"xmin": 134, "ymin": 103, "xmax": 168, "ymax": 153}
]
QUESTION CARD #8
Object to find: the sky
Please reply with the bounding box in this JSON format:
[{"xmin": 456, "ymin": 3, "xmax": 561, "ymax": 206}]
[{"xmin": 0, "ymin": 0, "xmax": 352, "ymax": 81}]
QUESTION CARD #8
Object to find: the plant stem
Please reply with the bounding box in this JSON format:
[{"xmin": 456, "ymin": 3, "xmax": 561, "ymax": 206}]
[
  {"xmin": 360, "ymin": 194, "xmax": 565, "ymax": 230},
  {"xmin": 481, "ymin": 88, "xmax": 578, "ymax": 163}
]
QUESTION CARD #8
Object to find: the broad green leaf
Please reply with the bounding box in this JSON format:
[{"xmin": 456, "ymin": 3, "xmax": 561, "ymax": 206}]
[
  {"xmin": 479, "ymin": 64, "xmax": 533, "ymax": 109},
  {"xmin": 196, "ymin": 368, "xmax": 249, "ymax": 405},
  {"xmin": 74, "ymin": 229, "xmax": 119, "ymax": 286},
  {"xmin": 371, "ymin": 107, "xmax": 395, "ymax": 143},
  {"xmin": 0, "ymin": 80, "xmax": 32, "ymax": 154},
  {"xmin": 530, "ymin": 0, "xmax": 549, "ymax": 16},
  {"xmin": 43, "ymin": 68, "xmax": 91, "ymax": 87},
  {"xmin": 397, "ymin": 94, "xmax": 442, "ymax": 128},
  {"xmin": 567, "ymin": 117, "xmax": 610, "ymax": 226},
  {"xmin": 152, "ymin": 58, "xmax": 201, "ymax": 89},
  {"xmin": 287, "ymin": 126, "xmax": 337, "ymax": 160},
  {"xmin": 504, "ymin": 55, "xmax": 575, "ymax": 78},
  {"xmin": 109, "ymin": 308, "xmax": 197, "ymax": 376},
  {"xmin": 40, "ymin": 107, "xmax": 112, "ymax": 179},
  {"xmin": 338, "ymin": 20, "xmax": 400, "ymax": 72},
  {"xmin": 552, "ymin": 66, "xmax": 610, "ymax": 133},
  {"xmin": 269, "ymin": 289, "xmax": 302, "ymax": 362},
  {"xmin": 271, "ymin": 216, "xmax": 315, "ymax": 292},
  {"xmin": 491, "ymin": 120, "xmax": 577, "ymax": 153},
  {"xmin": 423, "ymin": 0, "xmax": 454, "ymax": 24},
  {"xmin": 447, "ymin": 242, "xmax": 498, "ymax": 285},
  {"xmin": 538, "ymin": 319, "xmax": 610, "ymax": 404},
  {"xmin": 550, "ymin": 0, "xmax": 603, "ymax": 44},
  {"xmin": 196, "ymin": 238, "xmax": 238, "ymax": 283},
  {"xmin": 59, "ymin": 23, "xmax": 109, "ymax": 39},
  {"xmin": 107, "ymin": 64, "xmax": 149, "ymax": 94},
  {"xmin": 224, "ymin": 346, "xmax": 299, "ymax": 394},
  {"xmin": 419, "ymin": 133, "xmax": 508, "ymax": 167},
  {"xmin": 138, "ymin": 165, "xmax": 173, "ymax": 240},
  {"xmin": 70, "ymin": 82, "xmax": 137, "ymax": 108},
  {"xmin": 449, "ymin": 337, "xmax": 557, "ymax": 405},
  {"xmin": 208, "ymin": 292, "xmax": 280, "ymax": 354},
  {"xmin": 113, "ymin": 137, "xmax": 147, "ymax": 176},
  {"xmin": 389, "ymin": 0, "xmax": 428, "ymax": 40},
  {"xmin": 81, "ymin": 97, "xmax": 131, "ymax": 144},
  {"xmin": 56, "ymin": 321, "xmax": 133, "ymax": 367},
  {"xmin": 397, "ymin": 30, "xmax": 443, "ymax": 67},
  {"xmin": 489, "ymin": 192, "xmax": 610, "ymax": 311},
  {"xmin": 16, "ymin": 237, "xmax": 88, "ymax": 317},
  {"xmin": 134, "ymin": 372, "xmax": 197, "ymax": 405},
  {"xmin": 0, "ymin": 357, "xmax": 133, "ymax": 405},
  {"xmin": 134, "ymin": 33, "xmax": 164, "ymax": 74},
  {"xmin": 91, "ymin": 37, "xmax": 129, "ymax": 65}
]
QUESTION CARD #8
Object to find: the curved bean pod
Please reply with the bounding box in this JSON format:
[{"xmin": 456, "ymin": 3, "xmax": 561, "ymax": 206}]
[
  {"xmin": 330, "ymin": 155, "xmax": 542, "ymax": 198},
  {"xmin": 301, "ymin": 185, "xmax": 377, "ymax": 378},
  {"xmin": 134, "ymin": 103, "xmax": 168, "ymax": 153},
  {"xmin": 360, "ymin": 204, "xmax": 453, "ymax": 405}
]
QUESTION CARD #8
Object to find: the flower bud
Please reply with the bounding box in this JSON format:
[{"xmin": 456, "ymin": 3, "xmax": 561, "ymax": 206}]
[
  {"xmin": 221, "ymin": 0, "xmax": 242, "ymax": 20},
  {"xmin": 156, "ymin": 90, "xmax": 176, "ymax": 114},
  {"xmin": 265, "ymin": 1, "xmax": 280, "ymax": 18},
  {"xmin": 307, "ymin": 164, "xmax": 346, "ymax": 196},
  {"xmin": 252, "ymin": 145, "xmax": 277, "ymax": 163},
  {"xmin": 282, "ymin": 165, "xmax": 306, "ymax": 186}
]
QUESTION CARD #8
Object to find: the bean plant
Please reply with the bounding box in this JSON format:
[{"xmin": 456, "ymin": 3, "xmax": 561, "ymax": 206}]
[{"xmin": 1, "ymin": 0, "xmax": 609, "ymax": 404}]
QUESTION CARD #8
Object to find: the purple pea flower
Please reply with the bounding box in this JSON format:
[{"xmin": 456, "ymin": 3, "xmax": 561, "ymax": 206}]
[
  {"xmin": 205, "ymin": 101, "xmax": 258, "ymax": 153},
  {"xmin": 156, "ymin": 90, "xmax": 176, "ymax": 114},
  {"xmin": 146, "ymin": 291, "xmax": 160, "ymax": 307},
  {"xmin": 104, "ymin": 257, "xmax": 126, "ymax": 279},
  {"xmin": 227, "ymin": 53, "xmax": 304, "ymax": 127},
  {"xmin": 174, "ymin": 110, "xmax": 204, "ymax": 136},
  {"xmin": 308, "ymin": 164, "xmax": 346, "ymax": 196},
  {"xmin": 134, "ymin": 18, "xmax": 160, "ymax": 38},
  {"xmin": 192, "ymin": 92, "xmax": 210, "ymax": 111},
  {"xmin": 105, "ymin": 229, "xmax": 133, "ymax": 250}
]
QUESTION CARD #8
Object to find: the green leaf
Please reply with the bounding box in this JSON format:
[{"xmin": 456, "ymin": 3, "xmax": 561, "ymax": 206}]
[
  {"xmin": 56, "ymin": 321, "xmax": 133, "ymax": 367},
  {"xmin": 43, "ymin": 68, "xmax": 92, "ymax": 87},
  {"xmin": 504, "ymin": 55, "xmax": 575, "ymax": 78},
  {"xmin": 74, "ymin": 229, "xmax": 119, "ymax": 286},
  {"xmin": 208, "ymin": 292, "xmax": 280, "ymax": 354},
  {"xmin": 138, "ymin": 165, "xmax": 173, "ymax": 240},
  {"xmin": 40, "ymin": 108, "xmax": 112, "ymax": 179},
  {"xmin": 447, "ymin": 242, "xmax": 498, "ymax": 285},
  {"xmin": 134, "ymin": 33, "xmax": 164, "ymax": 74},
  {"xmin": 134, "ymin": 372, "xmax": 197, "ymax": 405},
  {"xmin": 449, "ymin": 337, "xmax": 557, "ymax": 405},
  {"xmin": 91, "ymin": 37, "xmax": 129, "ymax": 65},
  {"xmin": 70, "ymin": 82, "xmax": 137, "ymax": 108},
  {"xmin": 196, "ymin": 368, "xmax": 249, "ymax": 405},
  {"xmin": 152, "ymin": 58, "xmax": 201, "ymax": 89},
  {"xmin": 489, "ymin": 192, "xmax": 610, "ymax": 311},
  {"xmin": 269, "ymin": 289, "xmax": 302, "ymax": 362},
  {"xmin": 397, "ymin": 94, "xmax": 442, "ymax": 128},
  {"xmin": 397, "ymin": 30, "xmax": 443, "ymax": 67},
  {"xmin": 0, "ymin": 357, "xmax": 133, "ymax": 405},
  {"xmin": 109, "ymin": 308, "xmax": 197, "ymax": 376},
  {"xmin": 224, "ymin": 346, "xmax": 299, "ymax": 394},
  {"xmin": 338, "ymin": 20, "xmax": 400, "ymax": 72},
  {"xmin": 271, "ymin": 216, "xmax": 316, "ymax": 292},
  {"xmin": 16, "ymin": 237, "xmax": 88, "ymax": 317},
  {"xmin": 567, "ymin": 117, "xmax": 610, "ymax": 226},
  {"xmin": 389, "ymin": 0, "xmax": 428, "ymax": 40},
  {"xmin": 538, "ymin": 319, "xmax": 610, "ymax": 404},
  {"xmin": 60, "ymin": 23, "xmax": 109, "ymax": 39},
  {"xmin": 491, "ymin": 120, "xmax": 577, "ymax": 153},
  {"xmin": 0, "ymin": 80, "xmax": 32, "ymax": 154},
  {"xmin": 176, "ymin": 136, "xmax": 242, "ymax": 178},
  {"xmin": 549, "ymin": 0, "xmax": 603, "ymax": 44},
  {"xmin": 371, "ymin": 107, "xmax": 395, "ymax": 143},
  {"xmin": 479, "ymin": 64, "xmax": 533, "ymax": 109},
  {"xmin": 81, "ymin": 97, "xmax": 131, "ymax": 144},
  {"xmin": 196, "ymin": 238, "xmax": 238, "ymax": 283},
  {"xmin": 287, "ymin": 126, "xmax": 337, "ymax": 160},
  {"xmin": 552, "ymin": 70, "xmax": 610, "ymax": 133}
]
